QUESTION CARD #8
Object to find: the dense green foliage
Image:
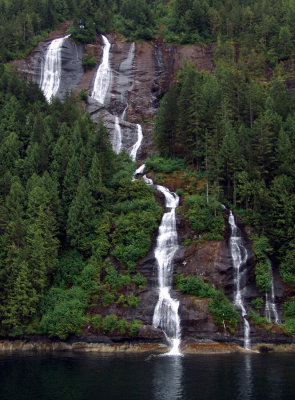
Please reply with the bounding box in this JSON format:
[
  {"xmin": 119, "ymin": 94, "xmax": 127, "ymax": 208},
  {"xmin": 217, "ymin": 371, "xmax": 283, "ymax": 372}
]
[
  {"xmin": 176, "ymin": 274, "xmax": 239, "ymax": 330},
  {"xmin": 280, "ymin": 242, "xmax": 295, "ymax": 285},
  {"xmin": 88, "ymin": 314, "xmax": 141, "ymax": 336},
  {"xmin": 154, "ymin": 57, "xmax": 295, "ymax": 292},
  {"xmin": 283, "ymin": 297, "xmax": 295, "ymax": 334},
  {"xmin": 180, "ymin": 194, "xmax": 225, "ymax": 240},
  {"xmin": 1, "ymin": 0, "xmax": 295, "ymax": 338},
  {"xmin": 0, "ymin": 68, "xmax": 159, "ymax": 337},
  {"xmin": 145, "ymin": 155, "xmax": 185, "ymax": 174},
  {"xmin": 82, "ymin": 54, "xmax": 97, "ymax": 69},
  {"xmin": 3, "ymin": 0, "xmax": 295, "ymax": 61},
  {"xmin": 248, "ymin": 309, "xmax": 269, "ymax": 328},
  {"xmin": 252, "ymin": 236, "xmax": 272, "ymax": 293}
]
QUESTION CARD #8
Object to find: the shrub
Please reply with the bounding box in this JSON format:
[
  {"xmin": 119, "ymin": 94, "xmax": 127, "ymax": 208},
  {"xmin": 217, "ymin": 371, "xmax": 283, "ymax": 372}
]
[
  {"xmin": 79, "ymin": 89, "xmax": 88, "ymax": 101},
  {"xmin": 129, "ymin": 320, "xmax": 141, "ymax": 336},
  {"xmin": 79, "ymin": 264, "xmax": 100, "ymax": 294},
  {"xmin": 176, "ymin": 275, "xmax": 214, "ymax": 298},
  {"xmin": 182, "ymin": 238, "xmax": 192, "ymax": 246},
  {"xmin": 280, "ymin": 244, "xmax": 295, "ymax": 286},
  {"xmin": 132, "ymin": 273, "xmax": 147, "ymax": 289},
  {"xmin": 39, "ymin": 287, "xmax": 87, "ymax": 339},
  {"xmin": 283, "ymin": 318, "xmax": 295, "ymax": 335},
  {"xmin": 209, "ymin": 292, "xmax": 239, "ymax": 328},
  {"xmin": 105, "ymin": 267, "xmax": 132, "ymax": 290},
  {"xmin": 127, "ymin": 295, "xmax": 140, "ymax": 307},
  {"xmin": 253, "ymin": 236, "xmax": 272, "ymax": 293},
  {"xmin": 102, "ymin": 292, "xmax": 115, "ymax": 306},
  {"xmin": 145, "ymin": 155, "xmax": 185, "ymax": 173},
  {"xmin": 284, "ymin": 297, "xmax": 295, "ymax": 317},
  {"xmin": 102, "ymin": 314, "xmax": 118, "ymax": 333},
  {"xmin": 251, "ymin": 297, "xmax": 264, "ymax": 310},
  {"xmin": 255, "ymin": 259, "xmax": 272, "ymax": 293},
  {"xmin": 248, "ymin": 310, "xmax": 268, "ymax": 326},
  {"xmin": 90, "ymin": 314, "xmax": 103, "ymax": 330},
  {"xmin": 176, "ymin": 274, "xmax": 239, "ymax": 329},
  {"xmin": 117, "ymin": 294, "xmax": 127, "ymax": 306},
  {"xmin": 181, "ymin": 194, "xmax": 225, "ymax": 237},
  {"xmin": 82, "ymin": 54, "xmax": 97, "ymax": 69},
  {"xmin": 117, "ymin": 319, "xmax": 130, "ymax": 335},
  {"xmin": 55, "ymin": 249, "xmax": 84, "ymax": 286}
]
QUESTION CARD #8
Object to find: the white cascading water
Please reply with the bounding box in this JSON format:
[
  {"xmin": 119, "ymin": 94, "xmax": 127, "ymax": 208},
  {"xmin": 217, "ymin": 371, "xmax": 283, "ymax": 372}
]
[
  {"xmin": 135, "ymin": 165, "xmax": 182, "ymax": 354},
  {"xmin": 91, "ymin": 35, "xmax": 111, "ymax": 104},
  {"xmin": 130, "ymin": 124, "xmax": 143, "ymax": 161},
  {"xmin": 40, "ymin": 35, "xmax": 69, "ymax": 102},
  {"xmin": 121, "ymin": 105, "xmax": 128, "ymax": 120},
  {"xmin": 113, "ymin": 117, "xmax": 122, "ymax": 154},
  {"xmin": 153, "ymin": 185, "xmax": 181, "ymax": 355},
  {"xmin": 228, "ymin": 211, "xmax": 251, "ymax": 350},
  {"xmin": 135, "ymin": 163, "xmax": 146, "ymax": 175},
  {"xmin": 265, "ymin": 273, "xmax": 279, "ymax": 323}
]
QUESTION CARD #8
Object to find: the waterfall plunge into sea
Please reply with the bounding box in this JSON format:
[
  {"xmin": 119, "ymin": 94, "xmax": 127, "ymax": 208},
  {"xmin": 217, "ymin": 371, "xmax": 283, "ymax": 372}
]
[
  {"xmin": 40, "ymin": 35, "xmax": 69, "ymax": 102},
  {"xmin": 135, "ymin": 166, "xmax": 182, "ymax": 355},
  {"xmin": 228, "ymin": 211, "xmax": 251, "ymax": 350},
  {"xmin": 152, "ymin": 185, "xmax": 181, "ymax": 355}
]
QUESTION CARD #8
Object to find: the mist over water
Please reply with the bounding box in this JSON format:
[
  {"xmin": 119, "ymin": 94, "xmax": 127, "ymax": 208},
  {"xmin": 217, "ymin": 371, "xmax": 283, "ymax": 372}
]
[{"xmin": 1, "ymin": 353, "xmax": 295, "ymax": 400}]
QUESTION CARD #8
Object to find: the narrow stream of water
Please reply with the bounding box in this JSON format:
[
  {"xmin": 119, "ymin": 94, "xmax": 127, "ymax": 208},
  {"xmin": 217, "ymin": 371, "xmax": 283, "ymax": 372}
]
[{"xmin": 228, "ymin": 211, "xmax": 251, "ymax": 349}]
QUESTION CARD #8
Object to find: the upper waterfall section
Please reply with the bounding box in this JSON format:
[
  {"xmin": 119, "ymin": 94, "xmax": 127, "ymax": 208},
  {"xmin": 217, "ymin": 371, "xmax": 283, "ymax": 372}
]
[
  {"xmin": 37, "ymin": 33, "xmax": 84, "ymax": 102},
  {"xmin": 40, "ymin": 35, "xmax": 70, "ymax": 102},
  {"xmin": 91, "ymin": 35, "xmax": 111, "ymax": 105}
]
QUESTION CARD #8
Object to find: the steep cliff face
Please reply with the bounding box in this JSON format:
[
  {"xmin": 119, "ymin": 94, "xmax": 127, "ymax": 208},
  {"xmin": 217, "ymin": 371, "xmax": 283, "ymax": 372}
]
[
  {"xmin": 11, "ymin": 24, "xmax": 291, "ymax": 348},
  {"xmin": 174, "ymin": 211, "xmax": 290, "ymax": 345},
  {"xmin": 13, "ymin": 23, "xmax": 214, "ymax": 160}
]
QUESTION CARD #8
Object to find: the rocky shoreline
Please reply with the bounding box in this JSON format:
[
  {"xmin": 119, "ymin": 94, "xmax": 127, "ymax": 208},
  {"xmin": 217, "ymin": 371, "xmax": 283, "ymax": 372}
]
[{"xmin": 1, "ymin": 339, "xmax": 295, "ymax": 354}]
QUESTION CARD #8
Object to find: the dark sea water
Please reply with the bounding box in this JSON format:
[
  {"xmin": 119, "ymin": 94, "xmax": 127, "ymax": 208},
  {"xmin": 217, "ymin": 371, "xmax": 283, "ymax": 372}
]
[{"xmin": 0, "ymin": 352, "xmax": 295, "ymax": 400}]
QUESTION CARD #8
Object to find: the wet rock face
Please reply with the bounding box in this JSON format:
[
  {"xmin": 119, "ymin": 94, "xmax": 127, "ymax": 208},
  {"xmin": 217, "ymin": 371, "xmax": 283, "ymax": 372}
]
[
  {"xmin": 14, "ymin": 37, "xmax": 84, "ymax": 100},
  {"xmin": 58, "ymin": 39, "xmax": 84, "ymax": 98},
  {"xmin": 179, "ymin": 296, "xmax": 220, "ymax": 339},
  {"xmin": 14, "ymin": 30, "xmax": 214, "ymax": 159},
  {"xmin": 86, "ymin": 96, "xmax": 139, "ymax": 154},
  {"xmin": 108, "ymin": 41, "xmax": 136, "ymax": 117},
  {"xmin": 176, "ymin": 240, "xmax": 234, "ymax": 294}
]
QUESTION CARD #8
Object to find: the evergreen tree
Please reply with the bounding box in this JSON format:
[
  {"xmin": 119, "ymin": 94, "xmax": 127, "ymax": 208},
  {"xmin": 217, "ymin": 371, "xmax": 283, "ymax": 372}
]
[
  {"xmin": 66, "ymin": 176, "xmax": 97, "ymax": 253},
  {"xmin": 154, "ymin": 84, "xmax": 178, "ymax": 157}
]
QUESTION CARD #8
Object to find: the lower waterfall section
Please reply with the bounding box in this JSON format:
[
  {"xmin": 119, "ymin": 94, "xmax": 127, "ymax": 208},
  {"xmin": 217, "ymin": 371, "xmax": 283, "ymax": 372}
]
[
  {"xmin": 265, "ymin": 270, "xmax": 280, "ymax": 323},
  {"xmin": 152, "ymin": 185, "xmax": 181, "ymax": 355},
  {"xmin": 135, "ymin": 167, "xmax": 182, "ymax": 354},
  {"xmin": 228, "ymin": 211, "xmax": 251, "ymax": 350}
]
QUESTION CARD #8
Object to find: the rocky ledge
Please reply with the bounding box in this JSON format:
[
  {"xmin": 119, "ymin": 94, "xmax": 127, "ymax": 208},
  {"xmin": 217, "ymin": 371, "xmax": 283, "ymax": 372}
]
[{"xmin": 2, "ymin": 339, "xmax": 295, "ymax": 354}]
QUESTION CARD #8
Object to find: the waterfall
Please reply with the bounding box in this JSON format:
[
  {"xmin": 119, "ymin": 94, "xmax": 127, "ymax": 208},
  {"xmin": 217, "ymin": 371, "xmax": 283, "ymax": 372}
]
[
  {"xmin": 130, "ymin": 124, "xmax": 143, "ymax": 161},
  {"xmin": 40, "ymin": 35, "xmax": 69, "ymax": 102},
  {"xmin": 135, "ymin": 163, "xmax": 146, "ymax": 175},
  {"xmin": 91, "ymin": 35, "xmax": 111, "ymax": 104},
  {"xmin": 121, "ymin": 105, "xmax": 128, "ymax": 120},
  {"xmin": 265, "ymin": 272, "xmax": 279, "ymax": 323},
  {"xmin": 228, "ymin": 211, "xmax": 251, "ymax": 350},
  {"xmin": 113, "ymin": 117, "xmax": 122, "ymax": 154},
  {"xmin": 135, "ymin": 165, "xmax": 182, "ymax": 354},
  {"xmin": 153, "ymin": 185, "xmax": 181, "ymax": 355}
]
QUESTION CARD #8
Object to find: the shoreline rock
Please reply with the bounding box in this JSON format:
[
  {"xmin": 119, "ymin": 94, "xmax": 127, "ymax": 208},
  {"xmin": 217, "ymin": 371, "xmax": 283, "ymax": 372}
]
[{"xmin": 1, "ymin": 339, "xmax": 295, "ymax": 354}]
